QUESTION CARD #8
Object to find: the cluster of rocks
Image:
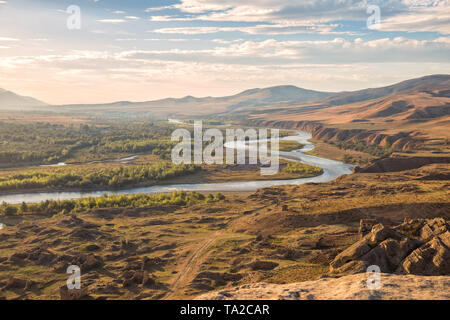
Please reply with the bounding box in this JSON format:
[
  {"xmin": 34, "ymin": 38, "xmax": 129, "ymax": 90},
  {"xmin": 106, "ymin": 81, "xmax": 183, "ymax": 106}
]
[
  {"xmin": 6, "ymin": 245, "xmax": 103, "ymax": 273},
  {"xmin": 330, "ymin": 218, "xmax": 450, "ymax": 275},
  {"xmin": 120, "ymin": 256, "xmax": 162, "ymax": 288}
]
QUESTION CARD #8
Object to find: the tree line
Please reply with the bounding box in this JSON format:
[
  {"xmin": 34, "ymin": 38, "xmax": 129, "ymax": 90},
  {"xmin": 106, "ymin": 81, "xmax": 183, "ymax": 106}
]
[
  {"xmin": 0, "ymin": 163, "xmax": 200, "ymax": 191},
  {"xmin": 0, "ymin": 191, "xmax": 226, "ymax": 216},
  {"xmin": 330, "ymin": 140, "xmax": 393, "ymax": 158},
  {"xmin": 0, "ymin": 120, "xmax": 176, "ymax": 166}
]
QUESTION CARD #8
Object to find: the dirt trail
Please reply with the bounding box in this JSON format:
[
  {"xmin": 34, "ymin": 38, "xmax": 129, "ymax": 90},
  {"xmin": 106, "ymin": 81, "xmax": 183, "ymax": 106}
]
[{"xmin": 164, "ymin": 231, "xmax": 222, "ymax": 299}]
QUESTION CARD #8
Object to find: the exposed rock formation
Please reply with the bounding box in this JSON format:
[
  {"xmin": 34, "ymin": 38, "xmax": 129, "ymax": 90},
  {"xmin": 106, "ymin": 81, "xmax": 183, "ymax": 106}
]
[
  {"xmin": 330, "ymin": 218, "xmax": 450, "ymax": 276},
  {"xmin": 356, "ymin": 156, "xmax": 450, "ymax": 173}
]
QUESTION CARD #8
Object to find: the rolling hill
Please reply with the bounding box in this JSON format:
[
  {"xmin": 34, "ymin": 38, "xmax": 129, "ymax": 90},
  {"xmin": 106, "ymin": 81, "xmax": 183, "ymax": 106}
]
[
  {"xmin": 0, "ymin": 88, "xmax": 48, "ymax": 110},
  {"xmin": 322, "ymin": 74, "xmax": 450, "ymax": 107},
  {"xmin": 1, "ymin": 75, "xmax": 449, "ymax": 124},
  {"xmin": 56, "ymin": 85, "xmax": 334, "ymax": 118}
]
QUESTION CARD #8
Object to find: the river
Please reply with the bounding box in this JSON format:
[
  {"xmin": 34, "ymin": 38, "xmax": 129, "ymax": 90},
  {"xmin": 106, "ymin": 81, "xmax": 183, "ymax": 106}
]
[{"xmin": 0, "ymin": 129, "xmax": 353, "ymax": 204}]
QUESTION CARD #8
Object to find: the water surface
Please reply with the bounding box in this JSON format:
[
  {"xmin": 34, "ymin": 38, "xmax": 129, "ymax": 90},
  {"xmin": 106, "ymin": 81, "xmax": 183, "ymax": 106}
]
[{"xmin": 0, "ymin": 130, "xmax": 353, "ymax": 204}]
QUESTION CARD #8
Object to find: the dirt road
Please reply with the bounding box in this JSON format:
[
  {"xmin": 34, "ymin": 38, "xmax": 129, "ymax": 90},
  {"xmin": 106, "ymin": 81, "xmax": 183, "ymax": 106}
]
[{"xmin": 164, "ymin": 231, "xmax": 223, "ymax": 299}]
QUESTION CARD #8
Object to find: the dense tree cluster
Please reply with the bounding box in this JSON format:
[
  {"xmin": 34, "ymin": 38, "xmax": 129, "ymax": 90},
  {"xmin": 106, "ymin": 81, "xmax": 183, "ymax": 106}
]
[
  {"xmin": 0, "ymin": 120, "xmax": 176, "ymax": 166},
  {"xmin": 330, "ymin": 140, "xmax": 393, "ymax": 158},
  {"xmin": 282, "ymin": 162, "xmax": 323, "ymax": 175},
  {"xmin": 0, "ymin": 163, "xmax": 199, "ymax": 191},
  {"xmin": 0, "ymin": 191, "xmax": 226, "ymax": 216}
]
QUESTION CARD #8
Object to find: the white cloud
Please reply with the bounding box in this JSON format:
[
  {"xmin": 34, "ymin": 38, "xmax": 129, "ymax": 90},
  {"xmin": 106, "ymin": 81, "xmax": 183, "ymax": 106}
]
[
  {"xmin": 113, "ymin": 37, "xmax": 450, "ymax": 63},
  {"xmin": 0, "ymin": 0, "xmax": 448, "ymax": 104},
  {"xmin": 145, "ymin": 6, "xmax": 176, "ymax": 12},
  {"xmin": 97, "ymin": 19, "xmax": 127, "ymax": 24},
  {"xmin": 0, "ymin": 37, "xmax": 410, "ymax": 75},
  {"xmin": 0, "ymin": 37, "xmax": 19, "ymax": 41},
  {"xmin": 148, "ymin": 0, "xmax": 449, "ymax": 34},
  {"xmin": 152, "ymin": 23, "xmax": 346, "ymax": 35},
  {"xmin": 378, "ymin": 5, "xmax": 450, "ymax": 34},
  {"xmin": 153, "ymin": 27, "xmax": 227, "ymax": 34}
]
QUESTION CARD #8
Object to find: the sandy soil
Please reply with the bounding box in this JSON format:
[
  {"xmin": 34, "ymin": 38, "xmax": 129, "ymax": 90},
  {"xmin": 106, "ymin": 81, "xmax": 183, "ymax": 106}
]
[{"xmin": 197, "ymin": 273, "xmax": 450, "ymax": 300}]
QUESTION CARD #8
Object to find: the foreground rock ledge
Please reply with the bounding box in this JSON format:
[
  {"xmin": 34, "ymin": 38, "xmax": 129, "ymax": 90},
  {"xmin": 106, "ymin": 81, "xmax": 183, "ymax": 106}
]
[{"xmin": 196, "ymin": 273, "xmax": 450, "ymax": 300}]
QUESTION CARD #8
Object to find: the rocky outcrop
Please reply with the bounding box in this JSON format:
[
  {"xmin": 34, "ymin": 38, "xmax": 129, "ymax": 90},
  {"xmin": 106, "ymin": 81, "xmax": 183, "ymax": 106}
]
[{"xmin": 330, "ymin": 218, "xmax": 450, "ymax": 276}]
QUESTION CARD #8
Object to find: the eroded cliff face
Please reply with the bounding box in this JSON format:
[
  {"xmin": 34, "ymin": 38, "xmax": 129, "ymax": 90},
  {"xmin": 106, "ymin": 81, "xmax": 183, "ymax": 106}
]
[
  {"xmin": 355, "ymin": 156, "xmax": 450, "ymax": 173},
  {"xmin": 247, "ymin": 119, "xmax": 422, "ymax": 152}
]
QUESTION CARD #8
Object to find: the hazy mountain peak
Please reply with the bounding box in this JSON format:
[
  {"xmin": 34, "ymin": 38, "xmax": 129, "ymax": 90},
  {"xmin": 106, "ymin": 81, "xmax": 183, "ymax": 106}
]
[
  {"xmin": 0, "ymin": 88, "xmax": 48, "ymax": 110},
  {"xmin": 324, "ymin": 74, "xmax": 450, "ymax": 107}
]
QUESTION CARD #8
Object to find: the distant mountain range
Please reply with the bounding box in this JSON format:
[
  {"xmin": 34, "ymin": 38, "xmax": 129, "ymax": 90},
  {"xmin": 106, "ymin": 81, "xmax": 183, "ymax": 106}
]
[
  {"xmin": 54, "ymin": 85, "xmax": 335, "ymax": 118},
  {"xmin": 242, "ymin": 74, "xmax": 450, "ymax": 124},
  {"xmin": 321, "ymin": 74, "xmax": 450, "ymax": 107},
  {"xmin": 0, "ymin": 75, "xmax": 449, "ymax": 120},
  {"xmin": 0, "ymin": 88, "xmax": 48, "ymax": 110}
]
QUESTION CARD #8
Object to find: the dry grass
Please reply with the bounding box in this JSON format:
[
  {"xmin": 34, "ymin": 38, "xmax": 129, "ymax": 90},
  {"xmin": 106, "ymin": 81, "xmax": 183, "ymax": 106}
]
[{"xmin": 0, "ymin": 164, "xmax": 448, "ymax": 300}]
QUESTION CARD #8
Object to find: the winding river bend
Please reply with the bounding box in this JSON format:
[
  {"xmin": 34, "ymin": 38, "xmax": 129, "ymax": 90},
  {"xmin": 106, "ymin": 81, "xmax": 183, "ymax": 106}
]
[{"xmin": 0, "ymin": 130, "xmax": 353, "ymax": 204}]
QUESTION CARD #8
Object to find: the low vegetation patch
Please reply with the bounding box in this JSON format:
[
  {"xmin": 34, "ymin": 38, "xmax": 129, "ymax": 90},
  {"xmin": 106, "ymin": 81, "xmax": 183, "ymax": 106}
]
[
  {"xmin": 0, "ymin": 191, "xmax": 226, "ymax": 216},
  {"xmin": 331, "ymin": 139, "xmax": 393, "ymax": 158},
  {"xmin": 282, "ymin": 162, "xmax": 323, "ymax": 175},
  {"xmin": 278, "ymin": 141, "xmax": 304, "ymax": 152}
]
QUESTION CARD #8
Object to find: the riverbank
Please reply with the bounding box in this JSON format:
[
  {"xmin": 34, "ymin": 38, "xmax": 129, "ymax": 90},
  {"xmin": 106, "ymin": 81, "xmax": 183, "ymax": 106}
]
[
  {"xmin": 0, "ymin": 130, "xmax": 353, "ymax": 204},
  {"xmin": 0, "ymin": 163, "xmax": 322, "ymax": 197}
]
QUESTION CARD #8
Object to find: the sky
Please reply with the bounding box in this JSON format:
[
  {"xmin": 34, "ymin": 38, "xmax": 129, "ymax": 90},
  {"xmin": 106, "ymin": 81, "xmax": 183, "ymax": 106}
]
[{"xmin": 0, "ymin": 0, "xmax": 449, "ymax": 105}]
